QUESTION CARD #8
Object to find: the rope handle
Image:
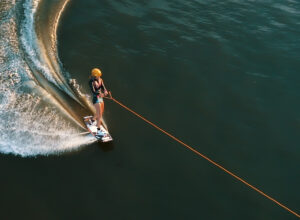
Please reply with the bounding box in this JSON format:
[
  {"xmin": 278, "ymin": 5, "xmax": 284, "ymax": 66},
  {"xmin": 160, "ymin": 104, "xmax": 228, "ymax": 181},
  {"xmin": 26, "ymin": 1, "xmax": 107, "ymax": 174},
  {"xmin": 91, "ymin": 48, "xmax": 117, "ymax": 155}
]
[{"xmin": 103, "ymin": 91, "xmax": 113, "ymax": 100}]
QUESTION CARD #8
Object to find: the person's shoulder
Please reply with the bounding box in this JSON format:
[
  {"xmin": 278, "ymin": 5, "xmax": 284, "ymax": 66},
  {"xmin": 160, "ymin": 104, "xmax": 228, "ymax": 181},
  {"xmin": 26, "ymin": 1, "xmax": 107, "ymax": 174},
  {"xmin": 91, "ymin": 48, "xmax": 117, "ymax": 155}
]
[{"xmin": 89, "ymin": 78, "xmax": 95, "ymax": 85}]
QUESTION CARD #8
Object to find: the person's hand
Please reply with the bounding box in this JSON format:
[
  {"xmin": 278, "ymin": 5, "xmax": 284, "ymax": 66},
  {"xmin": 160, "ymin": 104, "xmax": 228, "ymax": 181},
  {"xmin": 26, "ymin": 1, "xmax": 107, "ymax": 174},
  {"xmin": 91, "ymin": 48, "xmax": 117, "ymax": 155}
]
[{"xmin": 104, "ymin": 91, "xmax": 108, "ymax": 96}]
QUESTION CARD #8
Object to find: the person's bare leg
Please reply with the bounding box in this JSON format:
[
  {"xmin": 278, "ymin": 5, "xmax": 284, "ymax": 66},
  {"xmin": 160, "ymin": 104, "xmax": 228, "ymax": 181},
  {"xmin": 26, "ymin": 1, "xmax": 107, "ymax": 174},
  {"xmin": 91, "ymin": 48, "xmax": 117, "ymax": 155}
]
[
  {"xmin": 94, "ymin": 103, "xmax": 101, "ymax": 128},
  {"xmin": 99, "ymin": 102, "xmax": 104, "ymax": 126},
  {"xmin": 93, "ymin": 103, "xmax": 98, "ymax": 122}
]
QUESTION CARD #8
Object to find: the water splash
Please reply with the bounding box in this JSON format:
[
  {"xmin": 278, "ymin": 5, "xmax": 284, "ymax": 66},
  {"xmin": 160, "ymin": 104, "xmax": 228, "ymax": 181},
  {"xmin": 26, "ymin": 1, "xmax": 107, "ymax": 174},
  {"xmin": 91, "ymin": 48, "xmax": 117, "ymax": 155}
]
[{"xmin": 0, "ymin": 0, "xmax": 95, "ymax": 156}]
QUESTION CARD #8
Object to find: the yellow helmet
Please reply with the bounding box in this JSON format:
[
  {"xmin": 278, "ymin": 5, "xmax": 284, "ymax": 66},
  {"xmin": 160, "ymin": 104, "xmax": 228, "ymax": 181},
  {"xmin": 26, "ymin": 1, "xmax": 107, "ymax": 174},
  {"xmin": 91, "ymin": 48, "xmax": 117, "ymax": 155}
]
[{"xmin": 91, "ymin": 68, "xmax": 102, "ymax": 77}]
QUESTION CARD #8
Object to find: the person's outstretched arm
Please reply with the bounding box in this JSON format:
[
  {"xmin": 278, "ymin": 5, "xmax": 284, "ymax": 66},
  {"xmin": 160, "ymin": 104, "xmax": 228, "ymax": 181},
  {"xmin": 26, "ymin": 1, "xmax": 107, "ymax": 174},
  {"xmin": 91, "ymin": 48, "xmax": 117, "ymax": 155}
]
[{"xmin": 101, "ymin": 80, "xmax": 108, "ymax": 95}]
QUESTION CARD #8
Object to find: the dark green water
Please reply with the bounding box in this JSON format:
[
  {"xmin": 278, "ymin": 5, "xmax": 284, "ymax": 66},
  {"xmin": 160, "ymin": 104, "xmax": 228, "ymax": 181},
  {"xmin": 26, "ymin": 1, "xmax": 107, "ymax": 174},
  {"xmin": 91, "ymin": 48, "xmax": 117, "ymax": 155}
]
[{"xmin": 1, "ymin": 0, "xmax": 299, "ymax": 219}]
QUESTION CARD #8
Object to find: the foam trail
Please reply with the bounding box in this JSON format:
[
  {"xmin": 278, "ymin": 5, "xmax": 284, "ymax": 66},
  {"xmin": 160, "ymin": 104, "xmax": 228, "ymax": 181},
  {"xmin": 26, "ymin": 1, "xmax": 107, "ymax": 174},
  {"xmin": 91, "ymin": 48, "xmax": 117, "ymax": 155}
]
[
  {"xmin": 21, "ymin": 0, "xmax": 82, "ymax": 103},
  {"xmin": 0, "ymin": 0, "xmax": 96, "ymax": 156}
]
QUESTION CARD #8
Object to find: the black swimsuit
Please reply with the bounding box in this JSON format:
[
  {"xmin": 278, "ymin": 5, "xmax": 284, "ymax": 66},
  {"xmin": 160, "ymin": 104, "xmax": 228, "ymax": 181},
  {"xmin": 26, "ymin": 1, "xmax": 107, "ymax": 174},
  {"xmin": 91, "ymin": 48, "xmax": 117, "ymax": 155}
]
[{"xmin": 89, "ymin": 79, "xmax": 103, "ymax": 104}]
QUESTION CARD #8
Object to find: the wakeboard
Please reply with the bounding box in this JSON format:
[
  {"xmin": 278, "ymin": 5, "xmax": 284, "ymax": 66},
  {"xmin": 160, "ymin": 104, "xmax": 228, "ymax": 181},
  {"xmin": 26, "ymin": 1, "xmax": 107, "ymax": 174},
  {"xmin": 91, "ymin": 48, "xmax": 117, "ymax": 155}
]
[{"xmin": 83, "ymin": 116, "xmax": 113, "ymax": 142}]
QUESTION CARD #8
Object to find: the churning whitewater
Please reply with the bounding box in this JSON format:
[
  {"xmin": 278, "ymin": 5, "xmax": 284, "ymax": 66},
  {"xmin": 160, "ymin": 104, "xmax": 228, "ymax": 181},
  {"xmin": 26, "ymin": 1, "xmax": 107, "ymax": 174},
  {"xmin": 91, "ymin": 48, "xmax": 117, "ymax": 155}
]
[{"xmin": 0, "ymin": 0, "xmax": 95, "ymax": 156}]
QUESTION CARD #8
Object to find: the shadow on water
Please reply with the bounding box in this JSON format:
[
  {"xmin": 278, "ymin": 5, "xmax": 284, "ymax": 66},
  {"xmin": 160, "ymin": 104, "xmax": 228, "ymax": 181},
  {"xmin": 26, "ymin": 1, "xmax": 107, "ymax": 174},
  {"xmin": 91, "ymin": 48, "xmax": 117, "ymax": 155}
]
[
  {"xmin": 46, "ymin": 141, "xmax": 114, "ymax": 158},
  {"xmin": 98, "ymin": 141, "xmax": 115, "ymax": 152}
]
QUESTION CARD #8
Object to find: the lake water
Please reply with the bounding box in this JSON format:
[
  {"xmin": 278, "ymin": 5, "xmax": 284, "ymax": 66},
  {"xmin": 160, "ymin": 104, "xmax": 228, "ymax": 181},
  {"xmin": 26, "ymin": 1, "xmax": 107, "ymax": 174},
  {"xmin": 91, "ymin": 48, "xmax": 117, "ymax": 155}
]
[{"xmin": 0, "ymin": 0, "xmax": 299, "ymax": 219}]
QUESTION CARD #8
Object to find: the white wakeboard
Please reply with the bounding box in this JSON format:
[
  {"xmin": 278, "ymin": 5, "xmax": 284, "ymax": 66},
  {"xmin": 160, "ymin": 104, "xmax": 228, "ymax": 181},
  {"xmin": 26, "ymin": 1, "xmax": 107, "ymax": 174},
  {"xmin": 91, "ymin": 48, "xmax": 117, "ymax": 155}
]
[{"xmin": 83, "ymin": 116, "xmax": 113, "ymax": 142}]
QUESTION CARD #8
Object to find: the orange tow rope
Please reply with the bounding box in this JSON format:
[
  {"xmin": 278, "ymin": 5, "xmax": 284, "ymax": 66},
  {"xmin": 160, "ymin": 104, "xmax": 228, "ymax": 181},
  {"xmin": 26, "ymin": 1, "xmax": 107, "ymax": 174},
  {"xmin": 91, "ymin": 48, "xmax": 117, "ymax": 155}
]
[{"xmin": 105, "ymin": 93, "xmax": 299, "ymax": 218}]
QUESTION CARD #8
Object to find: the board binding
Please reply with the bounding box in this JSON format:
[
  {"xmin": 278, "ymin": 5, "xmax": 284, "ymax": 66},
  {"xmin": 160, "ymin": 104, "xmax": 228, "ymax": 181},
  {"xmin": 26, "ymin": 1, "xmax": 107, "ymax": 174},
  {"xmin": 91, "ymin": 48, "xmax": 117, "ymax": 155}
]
[{"xmin": 83, "ymin": 116, "xmax": 113, "ymax": 142}]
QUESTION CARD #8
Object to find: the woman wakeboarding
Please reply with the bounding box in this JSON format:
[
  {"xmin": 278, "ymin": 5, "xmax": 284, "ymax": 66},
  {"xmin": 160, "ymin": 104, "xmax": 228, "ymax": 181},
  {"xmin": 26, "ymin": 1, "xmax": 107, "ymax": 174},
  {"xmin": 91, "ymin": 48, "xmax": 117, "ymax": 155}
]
[{"xmin": 89, "ymin": 68, "xmax": 108, "ymax": 135}]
